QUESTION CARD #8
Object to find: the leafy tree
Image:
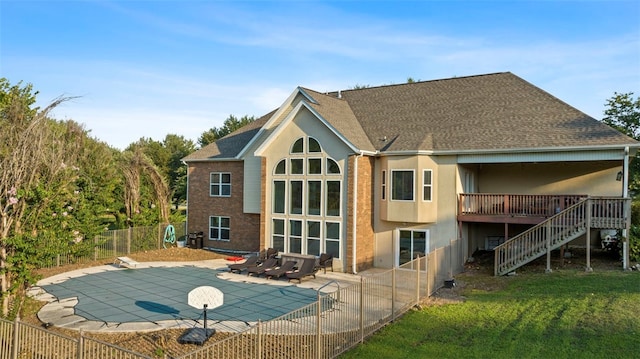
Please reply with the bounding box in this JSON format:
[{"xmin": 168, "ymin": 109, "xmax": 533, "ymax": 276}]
[
  {"xmin": 0, "ymin": 78, "xmax": 90, "ymax": 315},
  {"xmin": 602, "ymin": 92, "xmax": 640, "ymax": 139},
  {"xmin": 602, "ymin": 92, "xmax": 640, "ymax": 263},
  {"xmin": 198, "ymin": 114, "xmax": 255, "ymax": 147}
]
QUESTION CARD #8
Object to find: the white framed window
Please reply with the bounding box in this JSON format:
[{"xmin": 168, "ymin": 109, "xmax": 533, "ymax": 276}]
[
  {"xmin": 307, "ymin": 180, "xmax": 321, "ymax": 215},
  {"xmin": 308, "ymin": 158, "xmax": 322, "ymax": 174},
  {"xmin": 391, "ymin": 170, "xmax": 414, "ymax": 201},
  {"xmin": 273, "ymin": 180, "xmax": 286, "ymax": 214},
  {"xmin": 289, "ymin": 219, "xmax": 302, "ymax": 253},
  {"xmin": 272, "ymin": 218, "xmax": 285, "ymax": 252},
  {"xmin": 327, "ymin": 158, "xmax": 341, "ymax": 174},
  {"xmin": 209, "ymin": 216, "xmax": 230, "ymax": 241},
  {"xmin": 397, "ymin": 229, "xmax": 428, "ymax": 267},
  {"xmin": 308, "ymin": 137, "xmax": 322, "ymax": 152},
  {"xmin": 290, "ymin": 180, "xmax": 303, "ymax": 215},
  {"xmin": 307, "ymin": 220, "xmax": 321, "ymax": 256},
  {"xmin": 274, "ymin": 159, "xmax": 286, "ymax": 175},
  {"xmin": 269, "ymin": 136, "xmax": 343, "ymax": 257},
  {"xmin": 291, "ymin": 138, "xmax": 304, "ymax": 153},
  {"xmin": 326, "ymin": 181, "xmax": 341, "ymax": 216},
  {"xmin": 290, "ymin": 158, "xmax": 304, "ymax": 174},
  {"xmin": 381, "ymin": 170, "xmax": 386, "ymax": 200},
  {"xmin": 325, "ymin": 221, "xmax": 340, "ymax": 259},
  {"xmin": 423, "ymin": 169, "xmax": 433, "ymax": 202},
  {"xmin": 210, "ymin": 172, "xmax": 231, "ymax": 197}
]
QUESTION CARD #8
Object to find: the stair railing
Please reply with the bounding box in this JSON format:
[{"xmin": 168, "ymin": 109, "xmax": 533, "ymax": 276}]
[{"xmin": 494, "ymin": 199, "xmax": 588, "ymax": 276}]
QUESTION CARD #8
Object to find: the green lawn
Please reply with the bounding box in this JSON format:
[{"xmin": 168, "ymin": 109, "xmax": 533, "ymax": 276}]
[{"xmin": 340, "ymin": 270, "xmax": 640, "ymax": 359}]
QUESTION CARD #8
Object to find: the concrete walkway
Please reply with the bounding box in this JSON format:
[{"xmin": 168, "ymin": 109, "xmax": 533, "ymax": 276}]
[{"xmin": 28, "ymin": 259, "xmax": 363, "ymax": 333}]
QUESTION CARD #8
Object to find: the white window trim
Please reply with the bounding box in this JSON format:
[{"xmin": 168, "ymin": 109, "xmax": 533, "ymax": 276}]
[
  {"xmin": 381, "ymin": 170, "xmax": 387, "ymax": 201},
  {"xmin": 209, "ymin": 172, "xmax": 231, "ymax": 197},
  {"xmin": 390, "ymin": 169, "xmax": 415, "ymax": 202},
  {"xmin": 394, "ymin": 228, "xmax": 429, "ymax": 268},
  {"xmin": 209, "ymin": 215, "xmax": 230, "ymax": 241},
  {"xmin": 422, "ymin": 169, "xmax": 433, "ymax": 202}
]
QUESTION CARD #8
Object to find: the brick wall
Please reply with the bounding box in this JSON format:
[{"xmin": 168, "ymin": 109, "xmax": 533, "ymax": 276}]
[
  {"xmin": 187, "ymin": 161, "xmax": 260, "ymax": 252},
  {"xmin": 346, "ymin": 155, "xmax": 376, "ymax": 272}
]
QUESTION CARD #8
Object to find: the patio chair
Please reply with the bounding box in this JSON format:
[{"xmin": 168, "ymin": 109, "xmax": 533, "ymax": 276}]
[
  {"xmin": 264, "ymin": 260, "xmax": 297, "ymax": 280},
  {"xmin": 260, "ymin": 247, "xmax": 279, "ymax": 262},
  {"xmin": 247, "ymin": 257, "xmax": 278, "ymax": 277},
  {"xmin": 228, "ymin": 255, "xmax": 259, "ymax": 273},
  {"xmin": 286, "ymin": 258, "xmax": 318, "ymax": 283},
  {"xmin": 317, "ymin": 253, "xmax": 334, "ymax": 273}
]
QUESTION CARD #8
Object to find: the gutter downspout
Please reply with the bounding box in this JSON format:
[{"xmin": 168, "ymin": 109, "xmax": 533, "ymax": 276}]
[
  {"xmin": 623, "ymin": 146, "xmax": 630, "ymax": 270},
  {"xmin": 352, "ymin": 154, "xmax": 360, "ymax": 274}
]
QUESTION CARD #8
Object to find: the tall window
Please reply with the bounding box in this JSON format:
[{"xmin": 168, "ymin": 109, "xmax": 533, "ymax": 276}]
[
  {"xmin": 210, "ymin": 172, "xmax": 231, "ymax": 197},
  {"xmin": 423, "ymin": 170, "xmax": 433, "ymax": 201},
  {"xmin": 307, "ymin": 221, "xmax": 321, "ymax": 255},
  {"xmin": 391, "ymin": 170, "xmax": 414, "ymax": 201},
  {"xmin": 325, "ymin": 222, "xmax": 340, "ymax": 258},
  {"xmin": 273, "ymin": 219, "xmax": 285, "ymax": 252},
  {"xmin": 209, "ymin": 216, "xmax": 230, "ymax": 241},
  {"xmin": 307, "ymin": 180, "xmax": 321, "ymax": 215},
  {"xmin": 290, "ymin": 181, "xmax": 303, "ymax": 214},
  {"xmin": 381, "ymin": 170, "xmax": 386, "ymax": 200},
  {"xmin": 270, "ymin": 136, "xmax": 342, "ymax": 258},
  {"xmin": 289, "ymin": 220, "xmax": 302, "ymax": 253},
  {"xmin": 326, "ymin": 181, "xmax": 340, "ymax": 216},
  {"xmin": 273, "ymin": 181, "xmax": 285, "ymax": 213}
]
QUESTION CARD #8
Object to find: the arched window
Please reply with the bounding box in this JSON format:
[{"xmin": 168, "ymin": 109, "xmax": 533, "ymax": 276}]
[
  {"xmin": 291, "ymin": 138, "xmax": 304, "ymax": 153},
  {"xmin": 327, "ymin": 159, "xmax": 341, "ymax": 174},
  {"xmin": 274, "ymin": 159, "xmax": 286, "ymax": 174},
  {"xmin": 308, "ymin": 137, "xmax": 321, "ymax": 152},
  {"xmin": 271, "ymin": 137, "xmax": 342, "ymax": 258}
]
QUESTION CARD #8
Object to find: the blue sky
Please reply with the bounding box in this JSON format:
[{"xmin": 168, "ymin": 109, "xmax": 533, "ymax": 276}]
[{"xmin": 2, "ymin": 1, "xmax": 639, "ymax": 150}]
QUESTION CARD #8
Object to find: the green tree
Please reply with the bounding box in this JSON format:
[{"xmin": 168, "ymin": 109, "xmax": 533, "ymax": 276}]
[
  {"xmin": 0, "ymin": 78, "xmax": 90, "ymax": 315},
  {"xmin": 198, "ymin": 114, "xmax": 256, "ymax": 147},
  {"xmin": 602, "ymin": 92, "xmax": 640, "ymax": 139}
]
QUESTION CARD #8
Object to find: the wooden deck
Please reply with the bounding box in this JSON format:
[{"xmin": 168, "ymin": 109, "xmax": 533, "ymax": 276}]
[{"xmin": 457, "ymin": 194, "xmax": 631, "ymax": 275}]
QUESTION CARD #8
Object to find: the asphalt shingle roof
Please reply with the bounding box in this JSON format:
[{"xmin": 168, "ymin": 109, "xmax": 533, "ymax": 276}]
[{"xmin": 184, "ymin": 72, "xmax": 637, "ymax": 161}]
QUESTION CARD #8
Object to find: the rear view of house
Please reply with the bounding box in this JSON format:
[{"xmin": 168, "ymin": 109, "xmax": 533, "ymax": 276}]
[{"xmin": 183, "ymin": 72, "xmax": 638, "ymax": 275}]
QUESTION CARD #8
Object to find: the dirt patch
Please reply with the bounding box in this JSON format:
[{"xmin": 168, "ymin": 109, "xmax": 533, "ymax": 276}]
[{"xmin": 421, "ymin": 247, "xmax": 626, "ymax": 308}]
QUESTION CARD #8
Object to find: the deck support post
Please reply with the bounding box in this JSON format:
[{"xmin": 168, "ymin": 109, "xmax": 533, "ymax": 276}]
[
  {"xmin": 585, "ymin": 199, "xmax": 593, "ymax": 272},
  {"xmin": 545, "ymin": 222, "xmax": 552, "ymax": 273}
]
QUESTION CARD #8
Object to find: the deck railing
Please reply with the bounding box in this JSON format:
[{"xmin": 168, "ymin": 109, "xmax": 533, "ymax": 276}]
[{"xmin": 459, "ymin": 193, "xmax": 588, "ymax": 218}]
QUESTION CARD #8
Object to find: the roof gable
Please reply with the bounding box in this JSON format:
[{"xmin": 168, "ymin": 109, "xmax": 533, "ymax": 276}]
[{"xmin": 184, "ymin": 72, "xmax": 638, "ymax": 162}]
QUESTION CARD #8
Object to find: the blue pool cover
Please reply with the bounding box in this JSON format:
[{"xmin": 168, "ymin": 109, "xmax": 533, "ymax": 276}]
[{"xmin": 41, "ymin": 266, "xmax": 320, "ymax": 324}]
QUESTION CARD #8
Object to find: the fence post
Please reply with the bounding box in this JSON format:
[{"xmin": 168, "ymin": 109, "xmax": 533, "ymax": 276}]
[
  {"xmin": 257, "ymin": 320, "xmax": 262, "ymax": 359},
  {"xmin": 113, "ymin": 230, "xmax": 117, "ymax": 258},
  {"xmin": 359, "ymin": 277, "xmax": 364, "ymax": 343},
  {"xmin": 93, "ymin": 235, "xmax": 98, "ymax": 261},
  {"xmin": 316, "ymin": 294, "xmax": 322, "ymax": 359},
  {"xmin": 127, "ymin": 227, "xmax": 132, "ymax": 255},
  {"xmin": 12, "ymin": 319, "xmax": 19, "ymax": 359},
  {"xmin": 391, "ymin": 268, "xmax": 396, "ymax": 322},
  {"xmin": 77, "ymin": 329, "xmax": 84, "ymax": 359},
  {"xmin": 416, "ymin": 257, "xmax": 421, "ymax": 303},
  {"xmin": 158, "ymin": 223, "xmax": 163, "ymax": 250},
  {"xmin": 56, "ymin": 254, "xmax": 61, "ymax": 268}
]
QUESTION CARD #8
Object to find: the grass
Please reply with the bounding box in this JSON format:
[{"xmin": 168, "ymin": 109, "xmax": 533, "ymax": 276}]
[{"xmin": 340, "ymin": 270, "xmax": 640, "ymax": 359}]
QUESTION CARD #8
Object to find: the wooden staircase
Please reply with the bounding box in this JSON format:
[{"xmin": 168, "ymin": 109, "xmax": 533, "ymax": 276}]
[{"xmin": 494, "ymin": 197, "xmax": 629, "ymax": 276}]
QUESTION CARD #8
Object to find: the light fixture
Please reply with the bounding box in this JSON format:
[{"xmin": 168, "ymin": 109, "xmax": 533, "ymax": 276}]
[{"xmin": 616, "ymin": 171, "xmax": 623, "ymax": 181}]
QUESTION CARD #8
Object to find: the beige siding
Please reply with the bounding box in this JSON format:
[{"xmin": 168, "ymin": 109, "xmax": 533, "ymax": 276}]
[{"xmin": 477, "ymin": 161, "xmax": 623, "ymax": 196}]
